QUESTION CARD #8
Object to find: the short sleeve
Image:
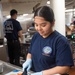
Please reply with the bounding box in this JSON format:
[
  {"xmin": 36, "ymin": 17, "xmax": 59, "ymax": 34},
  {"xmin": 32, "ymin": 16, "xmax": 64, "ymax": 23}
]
[
  {"xmin": 28, "ymin": 33, "xmax": 38, "ymax": 53},
  {"xmin": 56, "ymin": 37, "xmax": 74, "ymax": 67},
  {"xmin": 16, "ymin": 21, "xmax": 22, "ymax": 31},
  {"xmin": 28, "ymin": 37, "xmax": 34, "ymax": 53}
]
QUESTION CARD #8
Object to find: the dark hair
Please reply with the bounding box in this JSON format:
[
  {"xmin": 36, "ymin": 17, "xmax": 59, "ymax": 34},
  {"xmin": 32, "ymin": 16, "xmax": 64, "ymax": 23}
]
[
  {"xmin": 73, "ymin": 21, "xmax": 75, "ymax": 25},
  {"xmin": 10, "ymin": 9, "xmax": 17, "ymax": 16},
  {"xmin": 34, "ymin": 6, "xmax": 55, "ymax": 23}
]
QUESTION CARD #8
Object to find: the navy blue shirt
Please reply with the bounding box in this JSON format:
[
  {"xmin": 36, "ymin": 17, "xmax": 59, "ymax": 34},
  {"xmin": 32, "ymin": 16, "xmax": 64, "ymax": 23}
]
[
  {"xmin": 4, "ymin": 18, "xmax": 22, "ymax": 40},
  {"xmin": 28, "ymin": 31, "xmax": 74, "ymax": 72}
]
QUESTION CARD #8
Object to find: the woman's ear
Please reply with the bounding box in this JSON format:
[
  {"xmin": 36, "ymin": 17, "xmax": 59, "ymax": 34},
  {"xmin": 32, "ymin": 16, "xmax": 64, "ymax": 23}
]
[{"xmin": 51, "ymin": 21, "xmax": 55, "ymax": 27}]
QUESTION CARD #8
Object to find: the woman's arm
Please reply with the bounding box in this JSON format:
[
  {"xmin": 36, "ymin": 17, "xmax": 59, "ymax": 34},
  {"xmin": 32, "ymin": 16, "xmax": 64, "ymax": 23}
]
[
  {"xmin": 26, "ymin": 53, "xmax": 32, "ymax": 59},
  {"xmin": 43, "ymin": 66, "xmax": 70, "ymax": 75},
  {"xmin": 22, "ymin": 53, "xmax": 32, "ymax": 71}
]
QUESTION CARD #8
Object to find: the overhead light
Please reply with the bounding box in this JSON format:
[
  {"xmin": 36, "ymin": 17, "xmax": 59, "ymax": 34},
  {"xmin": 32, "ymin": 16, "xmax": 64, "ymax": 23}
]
[
  {"xmin": 47, "ymin": 0, "xmax": 50, "ymax": 4},
  {"xmin": 65, "ymin": 9, "xmax": 75, "ymax": 12},
  {"xmin": 0, "ymin": 45, "xmax": 3, "ymax": 47},
  {"xmin": 23, "ymin": 14, "xmax": 28, "ymax": 16}
]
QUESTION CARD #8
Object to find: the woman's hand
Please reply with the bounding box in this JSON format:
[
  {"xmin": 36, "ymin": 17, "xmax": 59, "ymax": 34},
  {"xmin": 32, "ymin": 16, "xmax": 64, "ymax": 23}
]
[
  {"xmin": 31, "ymin": 71, "xmax": 42, "ymax": 75},
  {"xmin": 31, "ymin": 71, "xmax": 60, "ymax": 75},
  {"xmin": 42, "ymin": 66, "xmax": 70, "ymax": 75},
  {"xmin": 22, "ymin": 59, "xmax": 32, "ymax": 71}
]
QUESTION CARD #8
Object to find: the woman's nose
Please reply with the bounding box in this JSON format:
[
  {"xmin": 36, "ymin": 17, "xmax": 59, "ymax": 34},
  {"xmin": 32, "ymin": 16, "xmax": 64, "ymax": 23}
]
[{"xmin": 37, "ymin": 26, "xmax": 42, "ymax": 31}]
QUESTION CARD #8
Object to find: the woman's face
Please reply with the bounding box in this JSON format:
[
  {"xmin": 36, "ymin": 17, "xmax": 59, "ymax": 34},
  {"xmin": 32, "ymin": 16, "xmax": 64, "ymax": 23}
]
[{"xmin": 34, "ymin": 16, "xmax": 54, "ymax": 38}]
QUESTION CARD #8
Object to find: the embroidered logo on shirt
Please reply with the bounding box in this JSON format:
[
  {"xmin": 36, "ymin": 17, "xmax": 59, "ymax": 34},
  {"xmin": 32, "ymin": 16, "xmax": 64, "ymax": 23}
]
[
  {"xmin": 4, "ymin": 21, "xmax": 13, "ymax": 33},
  {"xmin": 42, "ymin": 46, "xmax": 52, "ymax": 56}
]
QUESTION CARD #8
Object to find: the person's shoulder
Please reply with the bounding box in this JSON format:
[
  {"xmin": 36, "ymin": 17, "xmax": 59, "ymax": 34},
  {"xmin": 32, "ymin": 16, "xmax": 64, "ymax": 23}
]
[
  {"xmin": 55, "ymin": 31, "xmax": 68, "ymax": 43},
  {"xmin": 4, "ymin": 19, "xmax": 11, "ymax": 24},
  {"xmin": 8, "ymin": 18, "xmax": 14, "ymax": 21},
  {"xmin": 13, "ymin": 19, "xmax": 19, "ymax": 23},
  {"xmin": 5, "ymin": 19, "xmax": 11, "ymax": 22},
  {"xmin": 33, "ymin": 32, "xmax": 39, "ymax": 38},
  {"xmin": 12, "ymin": 19, "xmax": 21, "ymax": 26},
  {"xmin": 32, "ymin": 32, "xmax": 40, "ymax": 40},
  {"xmin": 5, "ymin": 18, "xmax": 15, "ymax": 22}
]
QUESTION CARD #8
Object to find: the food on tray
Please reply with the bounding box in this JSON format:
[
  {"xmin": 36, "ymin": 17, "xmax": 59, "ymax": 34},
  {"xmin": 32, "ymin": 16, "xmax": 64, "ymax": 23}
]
[{"xmin": 17, "ymin": 72, "xmax": 22, "ymax": 75}]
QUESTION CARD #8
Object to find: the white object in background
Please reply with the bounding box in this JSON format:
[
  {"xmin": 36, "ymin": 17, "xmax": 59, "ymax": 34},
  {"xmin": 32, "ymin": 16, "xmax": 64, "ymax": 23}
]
[
  {"xmin": 50, "ymin": 0, "xmax": 65, "ymax": 36},
  {"xmin": 0, "ymin": 2, "xmax": 3, "ymax": 38},
  {"xmin": 4, "ymin": 38, "xmax": 7, "ymax": 42},
  {"xmin": 47, "ymin": 0, "xmax": 50, "ymax": 4},
  {"xmin": 22, "ymin": 33, "xmax": 26, "ymax": 43},
  {"xmin": 0, "ymin": 45, "xmax": 3, "ymax": 47},
  {"xmin": 0, "ymin": 62, "xmax": 3, "ymax": 73}
]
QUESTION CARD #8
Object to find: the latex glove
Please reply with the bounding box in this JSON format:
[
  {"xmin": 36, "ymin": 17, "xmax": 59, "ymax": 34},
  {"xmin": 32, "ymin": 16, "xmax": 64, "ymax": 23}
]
[
  {"xmin": 31, "ymin": 72, "xmax": 60, "ymax": 75},
  {"xmin": 22, "ymin": 59, "xmax": 32, "ymax": 72},
  {"xmin": 31, "ymin": 72, "xmax": 42, "ymax": 75}
]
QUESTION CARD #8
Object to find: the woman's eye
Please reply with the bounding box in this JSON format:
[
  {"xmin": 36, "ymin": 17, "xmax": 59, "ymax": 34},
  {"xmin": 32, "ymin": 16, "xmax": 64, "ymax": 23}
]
[
  {"xmin": 41, "ymin": 24, "xmax": 46, "ymax": 27},
  {"xmin": 35, "ymin": 24, "xmax": 38, "ymax": 27}
]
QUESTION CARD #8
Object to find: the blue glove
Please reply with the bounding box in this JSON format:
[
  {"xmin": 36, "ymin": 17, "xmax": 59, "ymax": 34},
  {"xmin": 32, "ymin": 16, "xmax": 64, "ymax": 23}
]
[
  {"xmin": 22, "ymin": 59, "xmax": 32, "ymax": 72},
  {"xmin": 31, "ymin": 71, "xmax": 42, "ymax": 75}
]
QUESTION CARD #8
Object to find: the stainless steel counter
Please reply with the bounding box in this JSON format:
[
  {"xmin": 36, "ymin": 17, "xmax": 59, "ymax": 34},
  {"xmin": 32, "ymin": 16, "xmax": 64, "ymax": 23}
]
[
  {"xmin": 0, "ymin": 60, "xmax": 61, "ymax": 75},
  {"xmin": 0, "ymin": 45, "xmax": 8, "ymax": 62},
  {"xmin": 0, "ymin": 60, "xmax": 22, "ymax": 75}
]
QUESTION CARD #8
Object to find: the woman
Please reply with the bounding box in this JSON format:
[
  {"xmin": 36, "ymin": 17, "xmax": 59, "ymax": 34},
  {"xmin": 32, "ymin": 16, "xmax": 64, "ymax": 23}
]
[{"xmin": 23, "ymin": 6, "xmax": 74, "ymax": 75}]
